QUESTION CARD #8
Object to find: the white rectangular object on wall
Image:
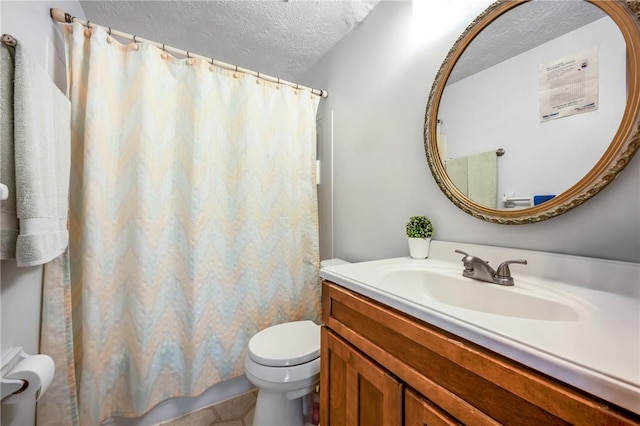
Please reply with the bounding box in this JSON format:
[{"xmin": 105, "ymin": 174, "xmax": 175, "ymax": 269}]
[{"xmin": 539, "ymin": 46, "xmax": 598, "ymax": 122}]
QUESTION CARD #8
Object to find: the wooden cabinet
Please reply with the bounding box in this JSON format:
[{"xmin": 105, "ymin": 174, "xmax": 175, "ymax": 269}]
[
  {"xmin": 321, "ymin": 281, "xmax": 640, "ymax": 425},
  {"xmin": 321, "ymin": 327, "xmax": 403, "ymax": 426},
  {"xmin": 405, "ymin": 389, "xmax": 461, "ymax": 426}
]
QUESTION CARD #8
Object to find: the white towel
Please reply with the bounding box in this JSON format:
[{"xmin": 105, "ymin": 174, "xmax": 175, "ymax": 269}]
[
  {"xmin": 468, "ymin": 151, "xmax": 497, "ymax": 209},
  {"xmin": 1, "ymin": 42, "xmax": 18, "ymax": 259},
  {"xmin": 445, "ymin": 151, "xmax": 497, "ymax": 209},
  {"xmin": 436, "ymin": 134, "xmax": 447, "ymax": 163},
  {"xmin": 445, "ymin": 156, "xmax": 468, "ymax": 195},
  {"xmin": 0, "ymin": 39, "xmax": 70, "ymax": 266}
]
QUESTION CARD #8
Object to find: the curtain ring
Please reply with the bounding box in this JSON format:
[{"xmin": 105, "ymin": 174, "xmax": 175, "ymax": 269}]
[
  {"xmin": 209, "ymin": 57, "xmax": 214, "ymax": 65},
  {"xmin": 186, "ymin": 51, "xmax": 191, "ymax": 58},
  {"xmin": 1, "ymin": 34, "xmax": 16, "ymax": 47},
  {"xmin": 108, "ymin": 27, "xmax": 112, "ymax": 36},
  {"xmin": 162, "ymin": 43, "xmax": 166, "ymax": 52},
  {"xmin": 84, "ymin": 21, "xmax": 92, "ymax": 37},
  {"xmin": 133, "ymin": 34, "xmax": 138, "ymax": 43}
]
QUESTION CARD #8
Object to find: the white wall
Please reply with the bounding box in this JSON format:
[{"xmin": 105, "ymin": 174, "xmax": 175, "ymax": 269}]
[
  {"xmin": 0, "ymin": 2, "xmax": 85, "ymax": 425},
  {"xmin": 441, "ymin": 17, "xmax": 625, "ymax": 206},
  {"xmin": 302, "ymin": 0, "xmax": 640, "ymax": 264}
]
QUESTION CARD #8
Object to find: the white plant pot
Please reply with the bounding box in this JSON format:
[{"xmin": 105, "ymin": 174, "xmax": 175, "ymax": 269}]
[{"xmin": 408, "ymin": 237, "xmax": 431, "ymax": 259}]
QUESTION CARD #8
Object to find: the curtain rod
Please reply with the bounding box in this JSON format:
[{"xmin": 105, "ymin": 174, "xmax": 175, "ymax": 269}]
[{"xmin": 49, "ymin": 8, "xmax": 329, "ymax": 98}]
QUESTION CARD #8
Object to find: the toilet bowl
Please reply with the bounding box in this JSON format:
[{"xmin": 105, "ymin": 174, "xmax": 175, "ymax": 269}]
[{"xmin": 245, "ymin": 320, "xmax": 321, "ymax": 426}]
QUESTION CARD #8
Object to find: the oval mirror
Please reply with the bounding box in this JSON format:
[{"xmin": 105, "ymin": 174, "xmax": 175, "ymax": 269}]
[{"xmin": 424, "ymin": 0, "xmax": 640, "ymax": 224}]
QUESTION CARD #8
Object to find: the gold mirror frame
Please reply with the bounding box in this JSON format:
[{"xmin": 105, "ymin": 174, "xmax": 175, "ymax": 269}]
[{"xmin": 424, "ymin": 0, "xmax": 640, "ymax": 224}]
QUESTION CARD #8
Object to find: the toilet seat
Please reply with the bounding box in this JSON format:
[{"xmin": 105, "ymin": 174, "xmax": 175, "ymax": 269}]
[
  {"xmin": 248, "ymin": 320, "xmax": 320, "ymax": 367},
  {"xmin": 245, "ymin": 355, "xmax": 320, "ymax": 386}
]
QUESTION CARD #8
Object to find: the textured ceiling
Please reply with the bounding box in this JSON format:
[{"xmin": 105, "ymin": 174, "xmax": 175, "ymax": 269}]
[
  {"xmin": 78, "ymin": 1, "xmax": 606, "ymax": 87},
  {"xmin": 448, "ymin": 1, "xmax": 607, "ymax": 85},
  {"xmin": 79, "ymin": 0, "xmax": 380, "ymax": 82}
]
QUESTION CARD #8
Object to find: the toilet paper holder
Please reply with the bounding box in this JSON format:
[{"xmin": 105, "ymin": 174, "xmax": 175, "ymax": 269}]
[
  {"xmin": 1, "ymin": 346, "xmax": 55, "ymax": 404},
  {"xmin": 2, "ymin": 347, "xmax": 32, "ymax": 401}
]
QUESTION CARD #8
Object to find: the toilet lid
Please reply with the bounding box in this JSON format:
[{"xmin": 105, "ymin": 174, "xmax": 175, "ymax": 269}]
[{"xmin": 248, "ymin": 320, "xmax": 320, "ymax": 367}]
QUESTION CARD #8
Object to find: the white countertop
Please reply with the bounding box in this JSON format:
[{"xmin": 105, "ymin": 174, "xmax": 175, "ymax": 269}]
[{"xmin": 320, "ymin": 241, "xmax": 640, "ymax": 415}]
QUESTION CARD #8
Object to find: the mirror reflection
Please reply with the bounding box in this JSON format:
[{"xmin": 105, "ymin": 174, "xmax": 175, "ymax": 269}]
[{"xmin": 436, "ymin": 1, "xmax": 626, "ymax": 210}]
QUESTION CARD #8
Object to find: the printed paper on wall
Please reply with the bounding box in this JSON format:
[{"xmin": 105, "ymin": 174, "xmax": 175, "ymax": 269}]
[{"xmin": 540, "ymin": 46, "xmax": 598, "ymax": 122}]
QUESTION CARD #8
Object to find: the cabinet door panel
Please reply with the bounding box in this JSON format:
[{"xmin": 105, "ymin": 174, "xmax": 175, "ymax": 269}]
[
  {"xmin": 321, "ymin": 327, "xmax": 402, "ymax": 426},
  {"xmin": 405, "ymin": 388, "xmax": 461, "ymax": 426}
]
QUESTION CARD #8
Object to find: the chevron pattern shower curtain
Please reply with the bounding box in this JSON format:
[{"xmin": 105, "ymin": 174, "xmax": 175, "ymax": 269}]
[{"xmin": 61, "ymin": 22, "xmax": 321, "ymax": 424}]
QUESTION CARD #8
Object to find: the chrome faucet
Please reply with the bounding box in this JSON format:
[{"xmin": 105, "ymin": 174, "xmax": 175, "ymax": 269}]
[{"xmin": 454, "ymin": 250, "xmax": 527, "ymax": 286}]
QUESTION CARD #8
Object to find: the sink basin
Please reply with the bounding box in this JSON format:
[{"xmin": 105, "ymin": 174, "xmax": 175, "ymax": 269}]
[{"xmin": 381, "ymin": 267, "xmax": 581, "ymax": 321}]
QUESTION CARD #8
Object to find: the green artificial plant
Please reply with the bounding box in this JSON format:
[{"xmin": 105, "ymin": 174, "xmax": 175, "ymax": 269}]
[{"xmin": 406, "ymin": 216, "xmax": 433, "ymax": 239}]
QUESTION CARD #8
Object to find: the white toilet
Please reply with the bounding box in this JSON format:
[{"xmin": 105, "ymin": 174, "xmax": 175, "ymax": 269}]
[{"xmin": 245, "ymin": 320, "xmax": 321, "ymax": 426}]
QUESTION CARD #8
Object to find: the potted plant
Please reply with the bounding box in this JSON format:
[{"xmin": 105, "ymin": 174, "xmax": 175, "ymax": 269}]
[{"xmin": 406, "ymin": 215, "xmax": 433, "ymax": 259}]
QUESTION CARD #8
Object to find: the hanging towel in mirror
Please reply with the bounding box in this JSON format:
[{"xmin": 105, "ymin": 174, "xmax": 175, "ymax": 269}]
[
  {"xmin": 468, "ymin": 150, "xmax": 497, "ymax": 208},
  {"xmin": 445, "ymin": 156, "xmax": 468, "ymax": 195}
]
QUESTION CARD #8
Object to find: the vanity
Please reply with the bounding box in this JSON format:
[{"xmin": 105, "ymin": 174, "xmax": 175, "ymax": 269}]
[{"xmin": 319, "ymin": 241, "xmax": 640, "ymax": 425}]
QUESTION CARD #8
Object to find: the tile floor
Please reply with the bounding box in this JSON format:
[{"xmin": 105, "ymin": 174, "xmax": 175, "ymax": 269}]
[{"xmin": 160, "ymin": 389, "xmax": 257, "ymax": 426}]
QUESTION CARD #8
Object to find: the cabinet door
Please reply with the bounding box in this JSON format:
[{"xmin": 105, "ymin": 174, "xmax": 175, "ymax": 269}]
[
  {"xmin": 405, "ymin": 388, "xmax": 461, "ymax": 426},
  {"xmin": 321, "ymin": 327, "xmax": 403, "ymax": 426}
]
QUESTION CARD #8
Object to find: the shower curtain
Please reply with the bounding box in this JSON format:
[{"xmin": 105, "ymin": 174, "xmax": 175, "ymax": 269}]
[{"xmin": 45, "ymin": 22, "xmax": 321, "ymax": 425}]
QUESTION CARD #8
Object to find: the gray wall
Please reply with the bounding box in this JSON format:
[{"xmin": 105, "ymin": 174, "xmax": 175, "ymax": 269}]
[{"xmin": 303, "ymin": 0, "xmax": 640, "ymax": 264}]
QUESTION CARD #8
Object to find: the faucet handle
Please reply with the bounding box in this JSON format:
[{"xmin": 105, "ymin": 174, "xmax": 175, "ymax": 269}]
[
  {"xmin": 454, "ymin": 249, "xmax": 469, "ymax": 257},
  {"xmin": 455, "ymin": 250, "xmax": 477, "ymax": 278},
  {"xmin": 495, "ymin": 259, "xmax": 528, "ymax": 286},
  {"xmin": 455, "ymin": 250, "xmax": 489, "ymax": 265},
  {"xmin": 454, "ymin": 250, "xmax": 473, "ymax": 271}
]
